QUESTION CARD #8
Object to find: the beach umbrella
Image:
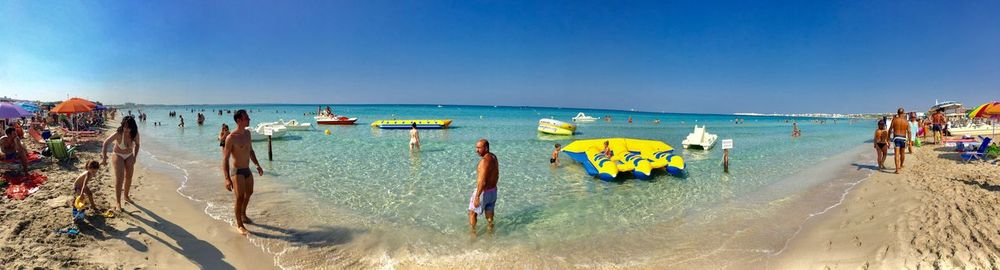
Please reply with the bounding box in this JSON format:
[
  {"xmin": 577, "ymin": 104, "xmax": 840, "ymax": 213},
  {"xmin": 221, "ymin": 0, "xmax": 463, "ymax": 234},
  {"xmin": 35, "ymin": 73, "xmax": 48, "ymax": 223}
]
[
  {"xmin": 968, "ymin": 102, "xmax": 1000, "ymax": 118},
  {"xmin": 16, "ymin": 102, "xmax": 39, "ymax": 113},
  {"xmin": 67, "ymin": 97, "xmax": 97, "ymax": 108},
  {"xmin": 0, "ymin": 102, "xmax": 32, "ymax": 119},
  {"xmin": 51, "ymin": 98, "xmax": 96, "ymax": 114}
]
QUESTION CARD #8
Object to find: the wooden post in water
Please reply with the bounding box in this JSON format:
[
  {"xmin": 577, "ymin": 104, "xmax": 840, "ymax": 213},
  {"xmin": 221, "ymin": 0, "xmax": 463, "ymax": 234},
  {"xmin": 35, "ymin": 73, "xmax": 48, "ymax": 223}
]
[{"xmin": 268, "ymin": 135, "xmax": 273, "ymax": 161}]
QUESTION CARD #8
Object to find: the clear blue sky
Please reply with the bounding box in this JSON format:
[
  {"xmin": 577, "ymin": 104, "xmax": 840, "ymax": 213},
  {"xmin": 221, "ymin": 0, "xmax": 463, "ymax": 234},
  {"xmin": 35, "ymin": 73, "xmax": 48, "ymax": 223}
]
[{"xmin": 2, "ymin": 1, "xmax": 998, "ymax": 114}]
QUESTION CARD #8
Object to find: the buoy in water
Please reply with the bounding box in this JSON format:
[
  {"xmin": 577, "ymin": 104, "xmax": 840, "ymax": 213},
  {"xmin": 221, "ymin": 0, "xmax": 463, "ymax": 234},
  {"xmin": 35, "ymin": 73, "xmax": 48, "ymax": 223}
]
[{"xmin": 325, "ymin": 129, "xmax": 331, "ymax": 135}]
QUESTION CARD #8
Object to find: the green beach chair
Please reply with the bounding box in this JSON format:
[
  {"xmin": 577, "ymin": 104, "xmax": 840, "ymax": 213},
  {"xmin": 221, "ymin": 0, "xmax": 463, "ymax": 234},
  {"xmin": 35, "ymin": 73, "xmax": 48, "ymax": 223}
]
[{"xmin": 46, "ymin": 139, "xmax": 76, "ymax": 162}]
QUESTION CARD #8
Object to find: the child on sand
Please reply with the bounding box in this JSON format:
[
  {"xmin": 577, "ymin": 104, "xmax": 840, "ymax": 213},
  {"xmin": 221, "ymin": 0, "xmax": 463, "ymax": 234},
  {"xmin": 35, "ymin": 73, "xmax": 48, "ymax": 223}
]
[{"xmin": 72, "ymin": 161, "xmax": 112, "ymax": 219}]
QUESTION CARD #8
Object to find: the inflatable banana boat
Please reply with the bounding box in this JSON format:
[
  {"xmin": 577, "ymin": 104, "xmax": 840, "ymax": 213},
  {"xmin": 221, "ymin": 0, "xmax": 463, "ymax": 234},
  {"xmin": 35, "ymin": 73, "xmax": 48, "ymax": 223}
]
[
  {"xmin": 561, "ymin": 138, "xmax": 685, "ymax": 180},
  {"xmin": 537, "ymin": 118, "xmax": 576, "ymax": 135},
  {"xmin": 371, "ymin": 119, "xmax": 452, "ymax": 129}
]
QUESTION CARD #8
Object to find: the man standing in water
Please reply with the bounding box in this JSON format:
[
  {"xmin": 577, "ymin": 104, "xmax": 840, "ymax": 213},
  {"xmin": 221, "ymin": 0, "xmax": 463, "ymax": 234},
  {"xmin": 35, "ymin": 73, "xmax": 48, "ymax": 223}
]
[
  {"xmin": 469, "ymin": 139, "xmax": 499, "ymax": 237},
  {"xmin": 222, "ymin": 110, "xmax": 264, "ymax": 236},
  {"xmin": 888, "ymin": 108, "xmax": 910, "ymax": 174}
]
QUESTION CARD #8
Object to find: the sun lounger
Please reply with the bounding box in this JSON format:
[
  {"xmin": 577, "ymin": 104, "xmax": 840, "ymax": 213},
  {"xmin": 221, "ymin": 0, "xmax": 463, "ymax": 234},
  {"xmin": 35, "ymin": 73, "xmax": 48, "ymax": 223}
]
[
  {"xmin": 28, "ymin": 128, "xmax": 46, "ymax": 144},
  {"xmin": 46, "ymin": 139, "xmax": 76, "ymax": 162},
  {"xmin": 962, "ymin": 137, "xmax": 992, "ymax": 162}
]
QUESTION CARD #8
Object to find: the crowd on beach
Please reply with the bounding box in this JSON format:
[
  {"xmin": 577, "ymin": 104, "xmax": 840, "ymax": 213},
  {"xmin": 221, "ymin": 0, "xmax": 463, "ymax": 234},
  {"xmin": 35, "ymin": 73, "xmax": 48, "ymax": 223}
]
[{"xmin": 873, "ymin": 107, "xmax": 999, "ymax": 174}]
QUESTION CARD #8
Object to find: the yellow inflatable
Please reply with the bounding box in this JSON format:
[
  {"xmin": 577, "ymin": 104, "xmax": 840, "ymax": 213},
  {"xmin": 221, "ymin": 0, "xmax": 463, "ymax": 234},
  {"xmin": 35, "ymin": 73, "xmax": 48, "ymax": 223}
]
[
  {"xmin": 562, "ymin": 138, "xmax": 685, "ymax": 180},
  {"xmin": 371, "ymin": 119, "xmax": 452, "ymax": 129}
]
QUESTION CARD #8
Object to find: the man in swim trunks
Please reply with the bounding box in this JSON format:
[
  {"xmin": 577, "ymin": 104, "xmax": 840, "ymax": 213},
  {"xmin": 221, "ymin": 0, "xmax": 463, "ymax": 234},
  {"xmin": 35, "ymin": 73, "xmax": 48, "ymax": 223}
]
[
  {"xmin": 469, "ymin": 139, "xmax": 499, "ymax": 236},
  {"xmin": 888, "ymin": 108, "xmax": 910, "ymax": 174},
  {"xmin": 0, "ymin": 127, "xmax": 30, "ymax": 175},
  {"xmin": 931, "ymin": 109, "xmax": 945, "ymax": 144},
  {"xmin": 222, "ymin": 110, "xmax": 264, "ymax": 236}
]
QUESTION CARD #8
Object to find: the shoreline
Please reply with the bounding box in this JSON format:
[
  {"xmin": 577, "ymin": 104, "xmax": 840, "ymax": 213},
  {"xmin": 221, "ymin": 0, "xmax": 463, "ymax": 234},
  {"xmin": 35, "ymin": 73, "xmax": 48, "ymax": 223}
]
[
  {"xmin": 769, "ymin": 143, "xmax": 1000, "ymax": 268},
  {"xmin": 0, "ymin": 122, "xmax": 277, "ymax": 269}
]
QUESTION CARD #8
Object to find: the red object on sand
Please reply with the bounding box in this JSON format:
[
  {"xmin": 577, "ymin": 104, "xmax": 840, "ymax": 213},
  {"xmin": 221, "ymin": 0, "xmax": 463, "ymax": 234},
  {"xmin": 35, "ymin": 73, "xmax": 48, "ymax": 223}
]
[
  {"xmin": 3, "ymin": 172, "xmax": 47, "ymax": 200},
  {"xmin": 1, "ymin": 152, "xmax": 42, "ymax": 164}
]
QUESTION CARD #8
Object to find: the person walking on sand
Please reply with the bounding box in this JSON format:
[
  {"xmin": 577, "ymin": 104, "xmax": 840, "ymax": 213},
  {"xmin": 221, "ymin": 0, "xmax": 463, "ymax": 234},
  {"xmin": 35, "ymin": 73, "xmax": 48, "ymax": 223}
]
[
  {"xmin": 101, "ymin": 116, "xmax": 141, "ymax": 212},
  {"xmin": 888, "ymin": 108, "xmax": 910, "ymax": 174},
  {"xmin": 874, "ymin": 120, "xmax": 889, "ymax": 169},
  {"xmin": 469, "ymin": 139, "xmax": 499, "ymax": 237},
  {"xmin": 222, "ymin": 110, "xmax": 264, "ymax": 236},
  {"xmin": 908, "ymin": 112, "xmax": 918, "ymax": 153},
  {"xmin": 931, "ymin": 109, "xmax": 945, "ymax": 144},
  {"xmin": 409, "ymin": 123, "xmax": 420, "ymax": 151}
]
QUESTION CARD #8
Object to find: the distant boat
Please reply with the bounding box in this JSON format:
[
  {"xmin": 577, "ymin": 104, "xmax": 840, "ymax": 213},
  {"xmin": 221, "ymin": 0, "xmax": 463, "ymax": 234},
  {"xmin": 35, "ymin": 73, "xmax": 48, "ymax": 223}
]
[
  {"xmin": 572, "ymin": 112, "xmax": 598, "ymax": 122},
  {"xmin": 247, "ymin": 122, "xmax": 288, "ymax": 141},
  {"xmin": 315, "ymin": 115, "xmax": 358, "ymax": 125}
]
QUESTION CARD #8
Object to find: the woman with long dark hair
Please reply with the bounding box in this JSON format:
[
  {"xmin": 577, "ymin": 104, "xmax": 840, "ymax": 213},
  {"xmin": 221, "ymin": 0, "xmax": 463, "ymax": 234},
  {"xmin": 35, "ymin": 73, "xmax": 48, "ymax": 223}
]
[{"xmin": 102, "ymin": 116, "xmax": 141, "ymax": 212}]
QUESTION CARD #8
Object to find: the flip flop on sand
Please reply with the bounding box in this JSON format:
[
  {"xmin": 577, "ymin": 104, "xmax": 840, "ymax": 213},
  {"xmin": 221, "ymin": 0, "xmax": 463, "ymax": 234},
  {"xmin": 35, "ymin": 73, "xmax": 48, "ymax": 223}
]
[{"xmin": 102, "ymin": 210, "xmax": 116, "ymax": 218}]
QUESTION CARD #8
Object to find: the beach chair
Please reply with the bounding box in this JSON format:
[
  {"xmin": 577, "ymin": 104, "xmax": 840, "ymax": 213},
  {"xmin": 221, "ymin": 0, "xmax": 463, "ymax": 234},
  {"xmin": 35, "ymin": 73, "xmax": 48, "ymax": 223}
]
[
  {"xmin": 46, "ymin": 139, "xmax": 76, "ymax": 162},
  {"xmin": 962, "ymin": 137, "xmax": 992, "ymax": 162},
  {"xmin": 27, "ymin": 128, "xmax": 46, "ymax": 145}
]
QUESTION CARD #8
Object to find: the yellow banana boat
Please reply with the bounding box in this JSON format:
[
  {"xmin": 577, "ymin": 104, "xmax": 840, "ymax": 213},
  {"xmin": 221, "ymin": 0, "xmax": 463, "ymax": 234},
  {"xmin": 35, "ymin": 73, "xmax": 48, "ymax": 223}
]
[
  {"xmin": 562, "ymin": 138, "xmax": 685, "ymax": 180},
  {"xmin": 371, "ymin": 119, "xmax": 452, "ymax": 129}
]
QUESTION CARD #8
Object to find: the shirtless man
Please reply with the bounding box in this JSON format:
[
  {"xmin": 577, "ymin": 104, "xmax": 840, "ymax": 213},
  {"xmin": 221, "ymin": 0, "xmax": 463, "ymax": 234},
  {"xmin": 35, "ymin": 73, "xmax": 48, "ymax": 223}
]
[
  {"xmin": 409, "ymin": 123, "xmax": 420, "ymax": 151},
  {"xmin": 888, "ymin": 108, "xmax": 910, "ymax": 174},
  {"xmin": 469, "ymin": 139, "xmax": 499, "ymax": 236},
  {"xmin": 1, "ymin": 127, "xmax": 30, "ymax": 175},
  {"xmin": 222, "ymin": 110, "xmax": 264, "ymax": 236},
  {"xmin": 931, "ymin": 109, "xmax": 945, "ymax": 144}
]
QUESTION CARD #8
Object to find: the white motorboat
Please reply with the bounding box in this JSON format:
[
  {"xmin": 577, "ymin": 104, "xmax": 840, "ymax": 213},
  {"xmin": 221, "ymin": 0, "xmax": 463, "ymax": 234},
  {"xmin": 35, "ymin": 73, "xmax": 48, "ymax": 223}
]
[
  {"xmin": 247, "ymin": 122, "xmax": 288, "ymax": 141},
  {"xmin": 682, "ymin": 125, "xmax": 718, "ymax": 150},
  {"xmin": 572, "ymin": 112, "xmax": 598, "ymax": 122},
  {"xmin": 279, "ymin": 119, "xmax": 312, "ymax": 131}
]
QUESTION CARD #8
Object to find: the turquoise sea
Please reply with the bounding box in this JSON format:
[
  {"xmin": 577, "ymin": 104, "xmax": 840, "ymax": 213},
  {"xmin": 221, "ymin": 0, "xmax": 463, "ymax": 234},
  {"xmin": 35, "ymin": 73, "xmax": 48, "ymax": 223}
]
[{"xmin": 131, "ymin": 104, "xmax": 872, "ymax": 268}]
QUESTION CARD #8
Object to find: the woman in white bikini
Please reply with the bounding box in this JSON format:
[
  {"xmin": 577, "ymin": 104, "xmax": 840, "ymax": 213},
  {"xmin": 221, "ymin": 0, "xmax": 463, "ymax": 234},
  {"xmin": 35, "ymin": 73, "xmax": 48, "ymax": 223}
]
[
  {"xmin": 409, "ymin": 123, "xmax": 420, "ymax": 151},
  {"xmin": 102, "ymin": 116, "xmax": 141, "ymax": 212}
]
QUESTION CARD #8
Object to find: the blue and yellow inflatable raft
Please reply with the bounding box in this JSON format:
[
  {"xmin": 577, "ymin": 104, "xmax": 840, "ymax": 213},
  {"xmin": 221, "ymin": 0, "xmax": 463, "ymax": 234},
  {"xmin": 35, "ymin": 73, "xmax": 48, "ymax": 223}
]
[{"xmin": 562, "ymin": 138, "xmax": 685, "ymax": 180}]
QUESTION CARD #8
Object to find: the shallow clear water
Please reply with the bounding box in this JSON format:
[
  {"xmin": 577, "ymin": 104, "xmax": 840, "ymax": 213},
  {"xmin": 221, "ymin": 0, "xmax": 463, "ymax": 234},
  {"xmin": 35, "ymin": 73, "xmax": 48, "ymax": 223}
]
[{"xmin": 128, "ymin": 104, "xmax": 870, "ymax": 268}]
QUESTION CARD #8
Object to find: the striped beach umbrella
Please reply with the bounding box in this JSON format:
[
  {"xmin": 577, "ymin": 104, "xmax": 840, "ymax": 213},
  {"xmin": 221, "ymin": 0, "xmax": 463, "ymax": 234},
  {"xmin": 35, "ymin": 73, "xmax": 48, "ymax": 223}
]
[{"xmin": 968, "ymin": 102, "xmax": 1000, "ymax": 119}]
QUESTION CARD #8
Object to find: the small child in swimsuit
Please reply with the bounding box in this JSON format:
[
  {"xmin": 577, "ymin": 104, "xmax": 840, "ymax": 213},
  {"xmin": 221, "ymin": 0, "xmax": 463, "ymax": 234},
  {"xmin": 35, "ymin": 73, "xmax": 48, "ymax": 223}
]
[
  {"xmin": 550, "ymin": 143, "xmax": 561, "ymax": 165},
  {"xmin": 72, "ymin": 161, "xmax": 102, "ymax": 214}
]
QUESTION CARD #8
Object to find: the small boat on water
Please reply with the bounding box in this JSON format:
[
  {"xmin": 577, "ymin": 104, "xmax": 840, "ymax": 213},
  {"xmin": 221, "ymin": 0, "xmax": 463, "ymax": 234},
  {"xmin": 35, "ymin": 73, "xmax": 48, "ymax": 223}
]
[
  {"xmin": 247, "ymin": 122, "xmax": 288, "ymax": 141},
  {"xmin": 279, "ymin": 119, "xmax": 312, "ymax": 130},
  {"xmin": 572, "ymin": 112, "xmax": 598, "ymax": 122},
  {"xmin": 315, "ymin": 115, "xmax": 358, "ymax": 125},
  {"xmin": 681, "ymin": 125, "xmax": 718, "ymax": 150},
  {"xmin": 537, "ymin": 118, "xmax": 576, "ymax": 135},
  {"xmin": 371, "ymin": 119, "xmax": 452, "ymax": 129}
]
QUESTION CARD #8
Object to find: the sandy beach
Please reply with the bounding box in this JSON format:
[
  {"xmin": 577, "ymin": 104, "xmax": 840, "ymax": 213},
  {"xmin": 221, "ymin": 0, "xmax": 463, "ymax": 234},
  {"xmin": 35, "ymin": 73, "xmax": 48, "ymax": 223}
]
[
  {"xmin": 770, "ymin": 143, "xmax": 1000, "ymax": 269},
  {"xmin": 0, "ymin": 125, "xmax": 276, "ymax": 269}
]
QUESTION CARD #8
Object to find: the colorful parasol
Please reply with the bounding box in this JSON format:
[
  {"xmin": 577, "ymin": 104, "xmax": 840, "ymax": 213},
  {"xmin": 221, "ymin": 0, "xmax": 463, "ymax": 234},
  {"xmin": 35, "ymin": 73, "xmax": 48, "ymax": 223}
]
[{"xmin": 51, "ymin": 97, "xmax": 97, "ymax": 114}]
